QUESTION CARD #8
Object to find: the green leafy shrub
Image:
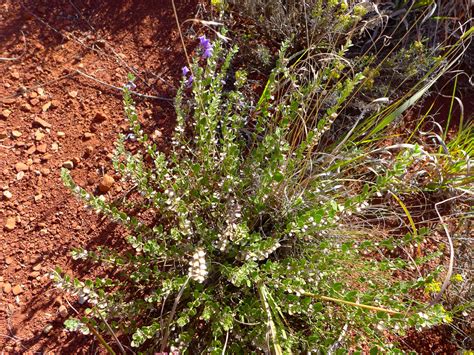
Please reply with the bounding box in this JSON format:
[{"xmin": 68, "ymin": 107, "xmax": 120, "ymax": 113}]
[{"xmin": 55, "ymin": 33, "xmax": 465, "ymax": 353}]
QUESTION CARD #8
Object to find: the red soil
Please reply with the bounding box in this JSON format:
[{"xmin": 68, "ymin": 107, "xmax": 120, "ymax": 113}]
[{"xmin": 0, "ymin": 0, "xmax": 200, "ymax": 351}]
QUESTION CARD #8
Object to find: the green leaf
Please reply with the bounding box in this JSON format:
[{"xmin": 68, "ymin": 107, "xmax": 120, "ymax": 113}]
[
  {"xmin": 273, "ymin": 171, "xmax": 284, "ymax": 182},
  {"xmin": 313, "ymin": 302, "xmax": 324, "ymax": 312}
]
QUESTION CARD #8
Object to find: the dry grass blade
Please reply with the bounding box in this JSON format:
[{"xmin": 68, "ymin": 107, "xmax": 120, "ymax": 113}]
[{"xmin": 430, "ymin": 194, "xmax": 466, "ymax": 305}]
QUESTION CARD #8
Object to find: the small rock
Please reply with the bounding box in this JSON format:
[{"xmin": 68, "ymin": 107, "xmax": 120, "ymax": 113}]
[
  {"xmin": 21, "ymin": 103, "xmax": 32, "ymax": 112},
  {"xmin": 2, "ymin": 190, "xmax": 12, "ymax": 200},
  {"xmin": 68, "ymin": 90, "xmax": 78, "ymax": 98},
  {"xmin": 40, "ymin": 168, "xmax": 51, "ymax": 176},
  {"xmin": 83, "ymin": 132, "xmax": 95, "ymax": 139},
  {"xmin": 3, "ymin": 282, "xmax": 12, "ymax": 293},
  {"xmin": 16, "ymin": 171, "xmax": 25, "ymax": 180},
  {"xmin": 36, "ymin": 143, "xmax": 47, "ymax": 153},
  {"xmin": 0, "ymin": 130, "xmax": 7, "ymax": 139},
  {"xmin": 51, "ymin": 99, "xmax": 60, "ymax": 108},
  {"xmin": 43, "ymin": 324, "xmax": 54, "ymax": 334},
  {"xmin": 5, "ymin": 257, "xmax": 13, "ymax": 264},
  {"xmin": 34, "ymin": 130, "xmax": 45, "ymax": 141},
  {"xmin": 12, "ymin": 285, "xmax": 23, "ymax": 295},
  {"xmin": 29, "ymin": 91, "xmax": 38, "ymax": 99},
  {"xmin": 62, "ymin": 160, "xmax": 74, "ymax": 169},
  {"xmin": 4, "ymin": 217, "xmax": 16, "ymax": 231},
  {"xmin": 58, "ymin": 305, "xmax": 68, "ymax": 317},
  {"xmin": 37, "ymin": 88, "xmax": 45, "ymax": 96},
  {"xmin": 51, "ymin": 142, "xmax": 59, "ymax": 151},
  {"xmin": 99, "ymin": 174, "xmax": 115, "ymax": 193},
  {"xmin": 30, "ymin": 98, "xmax": 40, "ymax": 106},
  {"xmin": 93, "ymin": 111, "xmax": 107, "ymax": 123},
  {"xmin": 1, "ymin": 109, "xmax": 12, "ymax": 119},
  {"xmin": 33, "ymin": 117, "xmax": 52, "ymax": 129},
  {"xmin": 42, "ymin": 101, "xmax": 52, "ymax": 112},
  {"xmin": 29, "ymin": 271, "xmax": 41, "ymax": 278},
  {"xmin": 15, "ymin": 162, "xmax": 28, "ymax": 172},
  {"xmin": 11, "ymin": 130, "xmax": 22, "ymax": 138},
  {"xmin": 56, "ymin": 131, "xmax": 65, "ymax": 138},
  {"xmin": 26, "ymin": 145, "xmax": 36, "ymax": 155},
  {"xmin": 84, "ymin": 145, "xmax": 94, "ymax": 156},
  {"xmin": 11, "ymin": 71, "xmax": 20, "ymax": 79}
]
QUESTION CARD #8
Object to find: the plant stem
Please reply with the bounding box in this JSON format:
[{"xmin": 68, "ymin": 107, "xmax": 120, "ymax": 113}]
[
  {"xmin": 85, "ymin": 322, "xmax": 117, "ymax": 355},
  {"xmin": 301, "ymin": 291, "xmax": 401, "ymax": 315},
  {"xmin": 160, "ymin": 276, "xmax": 190, "ymax": 352}
]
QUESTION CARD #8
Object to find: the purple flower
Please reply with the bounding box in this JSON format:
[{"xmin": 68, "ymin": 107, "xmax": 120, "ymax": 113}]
[
  {"xmin": 203, "ymin": 47, "xmax": 213, "ymax": 59},
  {"xmin": 181, "ymin": 65, "xmax": 193, "ymax": 87},
  {"xmin": 198, "ymin": 35, "xmax": 213, "ymax": 59},
  {"xmin": 186, "ymin": 75, "xmax": 194, "ymax": 88},
  {"xmin": 199, "ymin": 35, "xmax": 211, "ymax": 48}
]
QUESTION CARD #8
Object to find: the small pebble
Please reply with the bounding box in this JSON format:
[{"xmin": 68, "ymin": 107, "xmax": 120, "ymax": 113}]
[
  {"xmin": 5, "ymin": 217, "xmax": 16, "ymax": 231},
  {"xmin": 36, "ymin": 143, "xmax": 47, "ymax": 154},
  {"xmin": 1, "ymin": 109, "xmax": 12, "ymax": 119},
  {"xmin": 12, "ymin": 285, "xmax": 23, "ymax": 295},
  {"xmin": 42, "ymin": 102, "xmax": 52, "ymax": 112},
  {"xmin": 99, "ymin": 174, "xmax": 115, "ymax": 193},
  {"xmin": 11, "ymin": 130, "xmax": 22, "ymax": 138},
  {"xmin": 15, "ymin": 162, "xmax": 28, "ymax": 172},
  {"xmin": 33, "ymin": 117, "xmax": 52, "ymax": 129},
  {"xmin": 58, "ymin": 305, "xmax": 68, "ymax": 317},
  {"xmin": 62, "ymin": 160, "xmax": 74, "ymax": 169},
  {"xmin": 34, "ymin": 130, "xmax": 45, "ymax": 141},
  {"xmin": 43, "ymin": 324, "xmax": 54, "ymax": 334}
]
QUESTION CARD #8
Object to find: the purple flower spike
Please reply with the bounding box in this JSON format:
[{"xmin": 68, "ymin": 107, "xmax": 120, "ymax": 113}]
[
  {"xmin": 198, "ymin": 35, "xmax": 213, "ymax": 59},
  {"xmin": 182, "ymin": 66, "xmax": 190, "ymax": 76}
]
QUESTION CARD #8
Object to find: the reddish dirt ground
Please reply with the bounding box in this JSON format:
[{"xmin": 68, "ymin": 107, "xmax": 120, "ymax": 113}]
[{"xmin": 0, "ymin": 0, "xmax": 201, "ymax": 351}]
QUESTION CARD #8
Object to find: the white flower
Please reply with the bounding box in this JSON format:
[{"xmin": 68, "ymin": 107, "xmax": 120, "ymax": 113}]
[{"xmin": 189, "ymin": 249, "xmax": 208, "ymax": 283}]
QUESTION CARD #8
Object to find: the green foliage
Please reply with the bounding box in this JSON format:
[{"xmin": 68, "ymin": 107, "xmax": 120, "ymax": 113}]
[{"xmin": 55, "ymin": 32, "xmax": 467, "ymax": 352}]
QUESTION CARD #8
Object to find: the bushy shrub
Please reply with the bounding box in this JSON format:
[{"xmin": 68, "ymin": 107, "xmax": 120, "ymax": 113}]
[
  {"xmin": 52, "ymin": 31, "xmax": 469, "ymax": 353},
  {"xmin": 225, "ymin": 0, "xmax": 455, "ymax": 109}
]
